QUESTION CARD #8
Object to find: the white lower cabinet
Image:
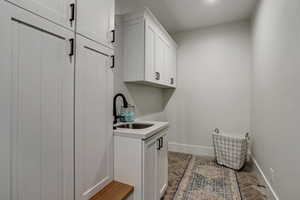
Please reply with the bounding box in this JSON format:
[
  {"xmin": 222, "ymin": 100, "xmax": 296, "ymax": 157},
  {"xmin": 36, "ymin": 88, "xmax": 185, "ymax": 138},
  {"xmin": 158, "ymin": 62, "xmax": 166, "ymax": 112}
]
[
  {"xmin": 0, "ymin": 2, "xmax": 75, "ymax": 200},
  {"xmin": 75, "ymin": 35, "xmax": 114, "ymax": 200},
  {"xmin": 114, "ymin": 128, "xmax": 169, "ymax": 200}
]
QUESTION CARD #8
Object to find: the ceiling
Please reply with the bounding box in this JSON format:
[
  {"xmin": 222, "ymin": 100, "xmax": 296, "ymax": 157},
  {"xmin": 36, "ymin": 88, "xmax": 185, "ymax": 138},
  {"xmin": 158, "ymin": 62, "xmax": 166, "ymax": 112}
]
[{"xmin": 116, "ymin": 0, "xmax": 258, "ymax": 34}]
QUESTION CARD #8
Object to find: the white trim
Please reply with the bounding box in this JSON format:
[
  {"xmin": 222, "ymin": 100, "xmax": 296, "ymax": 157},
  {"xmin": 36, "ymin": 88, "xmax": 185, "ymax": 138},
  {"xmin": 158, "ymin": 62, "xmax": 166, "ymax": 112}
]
[
  {"xmin": 168, "ymin": 142, "xmax": 214, "ymax": 157},
  {"xmin": 251, "ymin": 156, "xmax": 280, "ymax": 200}
]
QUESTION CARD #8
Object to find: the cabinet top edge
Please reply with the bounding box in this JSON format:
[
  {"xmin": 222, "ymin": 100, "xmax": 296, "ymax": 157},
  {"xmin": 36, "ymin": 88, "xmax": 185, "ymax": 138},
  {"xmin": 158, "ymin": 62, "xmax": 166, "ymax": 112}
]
[{"xmin": 121, "ymin": 7, "xmax": 178, "ymax": 48}]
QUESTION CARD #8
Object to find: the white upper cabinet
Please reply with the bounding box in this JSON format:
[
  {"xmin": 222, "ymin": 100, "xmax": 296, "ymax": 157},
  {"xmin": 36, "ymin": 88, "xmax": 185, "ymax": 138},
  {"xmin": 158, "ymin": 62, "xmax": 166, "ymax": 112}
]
[
  {"xmin": 0, "ymin": 3, "xmax": 75, "ymax": 200},
  {"xmin": 122, "ymin": 8, "xmax": 177, "ymax": 88},
  {"xmin": 5, "ymin": 0, "xmax": 76, "ymax": 30},
  {"xmin": 76, "ymin": 0, "xmax": 115, "ymax": 48},
  {"xmin": 75, "ymin": 35, "xmax": 114, "ymax": 200}
]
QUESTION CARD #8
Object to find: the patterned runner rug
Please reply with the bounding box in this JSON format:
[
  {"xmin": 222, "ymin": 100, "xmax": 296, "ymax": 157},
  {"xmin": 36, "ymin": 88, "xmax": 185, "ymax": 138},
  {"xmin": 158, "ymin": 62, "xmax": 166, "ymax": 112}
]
[
  {"xmin": 163, "ymin": 152, "xmax": 268, "ymax": 200},
  {"xmin": 174, "ymin": 156, "xmax": 241, "ymax": 200}
]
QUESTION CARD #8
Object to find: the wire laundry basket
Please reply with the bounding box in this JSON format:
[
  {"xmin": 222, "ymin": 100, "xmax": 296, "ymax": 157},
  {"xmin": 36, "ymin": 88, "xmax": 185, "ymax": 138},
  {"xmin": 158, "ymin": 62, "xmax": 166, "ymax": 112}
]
[{"xmin": 212, "ymin": 128, "xmax": 250, "ymax": 170}]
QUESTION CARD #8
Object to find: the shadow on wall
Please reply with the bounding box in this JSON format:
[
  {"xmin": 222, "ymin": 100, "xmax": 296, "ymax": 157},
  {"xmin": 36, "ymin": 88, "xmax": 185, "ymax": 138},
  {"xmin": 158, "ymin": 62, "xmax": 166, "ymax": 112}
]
[
  {"xmin": 163, "ymin": 88, "xmax": 176, "ymax": 109},
  {"xmin": 126, "ymin": 83, "xmax": 163, "ymax": 116}
]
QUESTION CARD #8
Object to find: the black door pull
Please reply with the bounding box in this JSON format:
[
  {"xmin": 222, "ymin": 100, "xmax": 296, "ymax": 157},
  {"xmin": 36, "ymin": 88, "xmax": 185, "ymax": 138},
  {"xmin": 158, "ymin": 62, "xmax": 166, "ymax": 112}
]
[
  {"xmin": 110, "ymin": 55, "xmax": 115, "ymax": 69},
  {"xmin": 69, "ymin": 38, "xmax": 74, "ymax": 57},
  {"xmin": 70, "ymin": 3, "xmax": 75, "ymax": 23},
  {"xmin": 111, "ymin": 30, "xmax": 115, "ymax": 43}
]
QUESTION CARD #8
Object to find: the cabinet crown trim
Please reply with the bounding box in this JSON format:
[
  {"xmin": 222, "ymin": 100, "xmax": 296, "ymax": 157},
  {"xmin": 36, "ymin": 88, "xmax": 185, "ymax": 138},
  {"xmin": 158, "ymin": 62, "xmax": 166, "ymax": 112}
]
[{"xmin": 122, "ymin": 7, "xmax": 177, "ymax": 48}]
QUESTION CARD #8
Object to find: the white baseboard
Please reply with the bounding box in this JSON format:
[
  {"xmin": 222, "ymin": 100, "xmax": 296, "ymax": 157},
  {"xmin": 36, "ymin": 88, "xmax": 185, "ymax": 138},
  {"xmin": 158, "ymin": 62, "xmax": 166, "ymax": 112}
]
[
  {"xmin": 168, "ymin": 142, "xmax": 214, "ymax": 157},
  {"xmin": 251, "ymin": 156, "xmax": 280, "ymax": 200}
]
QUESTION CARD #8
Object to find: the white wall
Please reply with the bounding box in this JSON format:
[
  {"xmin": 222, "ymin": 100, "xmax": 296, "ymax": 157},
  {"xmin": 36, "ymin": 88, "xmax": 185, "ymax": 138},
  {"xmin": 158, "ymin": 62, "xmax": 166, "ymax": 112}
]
[
  {"xmin": 114, "ymin": 17, "xmax": 166, "ymax": 121},
  {"xmin": 165, "ymin": 21, "xmax": 252, "ymax": 148},
  {"xmin": 252, "ymin": 0, "xmax": 300, "ymax": 199}
]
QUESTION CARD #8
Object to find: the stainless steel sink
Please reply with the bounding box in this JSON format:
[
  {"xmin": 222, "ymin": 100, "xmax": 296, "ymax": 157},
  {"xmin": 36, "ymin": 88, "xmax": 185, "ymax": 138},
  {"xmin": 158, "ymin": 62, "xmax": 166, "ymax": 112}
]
[{"xmin": 115, "ymin": 123, "xmax": 153, "ymax": 129}]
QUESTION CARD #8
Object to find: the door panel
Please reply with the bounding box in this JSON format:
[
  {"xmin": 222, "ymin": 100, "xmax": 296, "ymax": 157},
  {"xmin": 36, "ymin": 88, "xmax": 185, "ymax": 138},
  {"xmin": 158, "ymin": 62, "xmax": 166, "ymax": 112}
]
[
  {"xmin": 157, "ymin": 133, "xmax": 168, "ymax": 198},
  {"xmin": 164, "ymin": 43, "xmax": 172, "ymax": 86},
  {"xmin": 155, "ymin": 34, "xmax": 165, "ymax": 84},
  {"xmin": 0, "ymin": 2, "xmax": 11, "ymax": 199},
  {"xmin": 77, "ymin": 0, "xmax": 114, "ymax": 48},
  {"xmin": 143, "ymin": 139, "xmax": 157, "ymax": 200},
  {"xmin": 170, "ymin": 46, "xmax": 177, "ymax": 87},
  {"xmin": 5, "ymin": 0, "xmax": 75, "ymax": 30},
  {"xmin": 145, "ymin": 21, "xmax": 156, "ymax": 83},
  {"xmin": 75, "ymin": 35, "xmax": 114, "ymax": 200},
  {"xmin": 6, "ymin": 4, "xmax": 75, "ymax": 200}
]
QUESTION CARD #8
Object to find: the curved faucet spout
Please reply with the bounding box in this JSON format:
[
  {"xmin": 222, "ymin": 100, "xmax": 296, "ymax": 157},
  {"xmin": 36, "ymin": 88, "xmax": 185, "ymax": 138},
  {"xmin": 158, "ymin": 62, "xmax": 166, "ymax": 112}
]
[{"xmin": 113, "ymin": 93, "xmax": 128, "ymax": 124}]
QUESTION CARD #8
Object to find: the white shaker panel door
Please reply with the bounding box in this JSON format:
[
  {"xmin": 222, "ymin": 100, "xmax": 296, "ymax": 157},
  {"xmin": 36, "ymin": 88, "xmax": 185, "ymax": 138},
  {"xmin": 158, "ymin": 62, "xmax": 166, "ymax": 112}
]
[
  {"xmin": 145, "ymin": 19, "xmax": 156, "ymax": 83},
  {"xmin": 7, "ymin": 4, "xmax": 75, "ymax": 200},
  {"xmin": 154, "ymin": 34, "xmax": 165, "ymax": 85},
  {"xmin": 157, "ymin": 133, "xmax": 168, "ymax": 198},
  {"xmin": 75, "ymin": 35, "xmax": 114, "ymax": 200},
  {"xmin": 77, "ymin": 0, "xmax": 114, "ymax": 48},
  {"xmin": 143, "ymin": 138, "xmax": 158, "ymax": 200}
]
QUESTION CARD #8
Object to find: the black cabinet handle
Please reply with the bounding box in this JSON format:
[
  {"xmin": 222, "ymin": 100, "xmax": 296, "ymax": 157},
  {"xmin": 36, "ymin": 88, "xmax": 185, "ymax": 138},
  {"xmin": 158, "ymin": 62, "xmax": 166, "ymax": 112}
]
[
  {"xmin": 69, "ymin": 38, "xmax": 74, "ymax": 57},
  {"xmin": 160, "ymin": 137, "xmax": 163, "ymax": 148},
  {"xmin": 111, "ymin": 30, "xmax": 115, "ymax": 43},
  {"xmin": 110, "ymin": 55, "xmax": 115, "ymax": 68},
  {"xmin": 170, "ymin": 78, "xmax": 174, "ymax": 85},
  {"xmin": 157, "ymin": 138, "xmax": 161, "ymax": 150},
  {"xmin": 155, "ymin": 72, "xmax": 160, "ymax": 80},
  {"xmin": 157, "ymin": 137, "xmax": 163, "ymax": 150},
  {"xmin": 70, "ymin": 3, "xmax": 75, "ymax": 23}
]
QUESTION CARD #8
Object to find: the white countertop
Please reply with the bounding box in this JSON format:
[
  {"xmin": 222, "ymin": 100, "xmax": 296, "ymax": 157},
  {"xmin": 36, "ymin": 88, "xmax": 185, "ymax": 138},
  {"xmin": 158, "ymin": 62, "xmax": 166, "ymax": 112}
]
[{"xmin": 113, "ymin": 120, "xmax": 169, "ymax": 139}]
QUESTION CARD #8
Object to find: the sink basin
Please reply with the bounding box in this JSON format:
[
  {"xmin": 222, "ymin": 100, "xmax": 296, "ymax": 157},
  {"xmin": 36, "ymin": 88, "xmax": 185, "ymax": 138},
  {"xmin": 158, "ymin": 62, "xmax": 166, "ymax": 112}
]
[{"xmin": 115, "ymin": 123, "xmax": 153, "ymax": 129}]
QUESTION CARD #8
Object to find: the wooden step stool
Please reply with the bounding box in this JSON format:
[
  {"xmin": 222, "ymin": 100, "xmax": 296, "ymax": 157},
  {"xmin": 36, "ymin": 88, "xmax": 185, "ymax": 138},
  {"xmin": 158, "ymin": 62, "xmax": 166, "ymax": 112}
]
[{"xmin": 90, "ymin": 181, "xmax": 134, "ymax": 200}]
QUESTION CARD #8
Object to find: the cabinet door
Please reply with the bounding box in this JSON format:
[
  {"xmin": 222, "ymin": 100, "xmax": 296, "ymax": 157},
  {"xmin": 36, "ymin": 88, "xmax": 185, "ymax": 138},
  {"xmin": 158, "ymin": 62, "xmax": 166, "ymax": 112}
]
[
  {"xmin": 143, "ymin": 138, "xmax": 158, "ymax": 200},
  {"xmin": 154, "ymin": 33, "xmax": 166, "ymax": 84},
  {"xmin": 77, "ymin": 0, "xmax": 114, "ymax": 48},
  {"xmin": 163, "ymin": 42, "xmax": 172, "ymax": 86},
  {"xmin": 145, "ymin": 20, "xmax": 156, "ymax": 83},
  {"xmin": 170, "ymin": 46, "xmax": 177, "ymax": 87},
  {"xmin": 0, "ymin": 2, "xmax": 11, "ymax": 199},
  {"xmin": 157, "ymin": 133, "xmax": 168, "ymax": 198},
  {"xmin": 3, "ymin": 3, "xmax": 75, "ymax": 200},
  {"xmin": 5, "ymin": 0, "xmax": 75, "ymax": 30},
  {"xmin": 75, "ymin": 35, "xmax": 114, "ymax": 200},
  {"xmin": 164, "ymin": 44, "xmax": 177, "ymax": 87}
]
